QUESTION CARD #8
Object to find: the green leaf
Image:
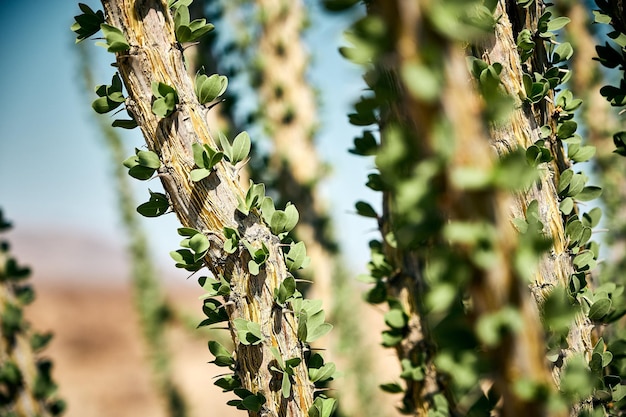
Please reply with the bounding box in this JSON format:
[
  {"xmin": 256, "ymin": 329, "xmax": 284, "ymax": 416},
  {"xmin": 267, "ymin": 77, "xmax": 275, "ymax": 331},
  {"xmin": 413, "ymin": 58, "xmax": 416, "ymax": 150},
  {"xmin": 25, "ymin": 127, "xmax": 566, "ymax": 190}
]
[
  {"xmin": 547, "ymin": 16, "xmax": 570, "ymax": 31},
  {"xmin": 558, "ymin": 121, "xmax": 577, "ymax": 139},
  {"xmin": 355, "ymin": 201, "xmax": 378, "ymax": 218},
  {"xmin": 553, "ymin": 42, "xmax": 573, "ymax": 63},
  {"xmin": 170, "ymin": 249, "xmax": 203, "ymax": 272},
  {"xmin": 112, "ymin": 118, "xmax": 137, "ymax": 129},
  {"xmin": 214, "ymin": 375, "xmax": 240, "ymax": 392},
  {"xmin": 285, "ymin": 241, "xmax": 310, "ymax": 272},
  {"xmin": 308, "ymin": 354, "xmax": 336, "ymax": 383},
  {"xmin": 198, "ymin": 298, "xmax": 228, "ymax": 326},
  {"xmin": 275, "ymin": 276, "xmax": 297, "ymax": 306},
  {"xmin": 229, "ymin": 131, "xmax": 251, "ymax": 165},
  {"xmin": 234, "ymin": 318, "xmax": 265, "ymax": 345},
  {"xmin": 559, "ymin": 197, "xmax": 574, "ymax": 215},
  {"xmin": 241, "ymin": 393, "xmax": 265, "ymax": 412},
  {"xmin": 573, "ymin": 250, "xmax": 595, "ymax": 271},
  {"xmin": 583, "ymin": 207, "xmax": 602, "ymax": 228},
  {"xmin": 99, "ymin": 24, "xmax": 130, "ymax": 52},
  {"xmin": 137, "ymin": 191, "xmax": 169, "ymax": 217},
  {"xmin": 576, "ymin": 186, "xmax": 602, "ymax": 202},
  {"xmin": 208, "ymin": 341, "xmax": 234, "ymax": 367},
  {"xmin": 589, "ymin": 298, "xmax": 612, "ymax": 320},
  {"xmin": 190, "ymin": 168, "xmax": 211, "ymax": 182},
  {"xmin": 137, "ymin": 150, "xmax": 160, "ymax": 169},
  {"xmin": 384, "ymin": 308, "xmax": 408, "ymax": 330},
  {"xmin": 189, "ymin": 233, "xmax": 209, "ymax": 261},
  {"xmin": 195, "ymin": 73, "xmax": 228, "ymax": 104},
  {"xmin": 71, "ymin": 3, "xmax": 105, "ymax": 42},
  {"xmin": 380, "ymin": 382, "xmax": 404, "ymax": 393},
  {"xmin": 308, "ymin": 396, "xmax": 336, "ymax": 417}
]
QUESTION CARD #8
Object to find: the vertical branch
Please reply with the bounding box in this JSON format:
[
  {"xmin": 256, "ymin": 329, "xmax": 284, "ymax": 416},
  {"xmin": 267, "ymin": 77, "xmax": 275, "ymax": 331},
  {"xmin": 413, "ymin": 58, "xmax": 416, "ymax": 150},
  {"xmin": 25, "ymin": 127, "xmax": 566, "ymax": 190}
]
[{"xmin": 97, "ymin": 1, "xmax": 320, "ymax": 416}]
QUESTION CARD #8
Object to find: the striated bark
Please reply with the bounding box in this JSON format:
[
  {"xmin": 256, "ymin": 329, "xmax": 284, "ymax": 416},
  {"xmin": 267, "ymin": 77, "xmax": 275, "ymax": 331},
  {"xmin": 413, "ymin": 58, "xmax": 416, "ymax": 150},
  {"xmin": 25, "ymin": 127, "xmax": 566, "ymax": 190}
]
[
  {"xmin": 100, "ymin": 1, "xmax": 315, "ymax": 416},
  {"xmin": 477, "ymin": 1, "xmax": 593, "ymax": 380},
  {"xmin": 368, "ymin": 1, "xmax": 564, "ymax": 415}
]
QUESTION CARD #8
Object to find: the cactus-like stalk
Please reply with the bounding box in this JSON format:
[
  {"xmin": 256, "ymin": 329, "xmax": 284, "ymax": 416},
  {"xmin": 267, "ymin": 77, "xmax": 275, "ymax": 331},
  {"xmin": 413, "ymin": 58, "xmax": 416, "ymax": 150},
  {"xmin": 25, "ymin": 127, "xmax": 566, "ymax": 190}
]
[{"xmin": 97, "ymin": 1, "xmax": 320, "ymax": 415}]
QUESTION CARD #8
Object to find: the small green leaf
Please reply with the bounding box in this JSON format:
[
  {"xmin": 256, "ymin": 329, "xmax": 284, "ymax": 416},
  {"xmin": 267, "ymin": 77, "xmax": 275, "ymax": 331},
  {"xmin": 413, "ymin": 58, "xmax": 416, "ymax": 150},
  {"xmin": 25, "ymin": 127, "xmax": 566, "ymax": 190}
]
[
  {"xmin": 576, "ymin": 186, "xmax": 602, "ymax": 202},
  {"xmin": 559, "ymin": 197, "xmax": 574, "ymax": 215},
  {"xmin": 589, "ymin": 298, "xmax": 612, "ymax": 320},
  {"xmin": 229, "ymin": 131, "xmax": 251, "ymax": 165},
  {"xmin": 137, "ymin": 191, "xmax": 169, "ymax": 217},
  {"xmin": 553, "ymin": 42, "xmax": 573, "ymax": 63},
  {"xmin": 189, "ymin": 233, "xmax": 209, "ymax": 260},
  {"xmin": 275, "ymin": 276, "xmax": 297, "ymax": 305},
  {"xmin": 71, "ymin": 3, "xmax": 105, "ymax": 42},
  {"xmin": 195, "ymin": 73, "xmax": 228, "ymax": 104},
  {"xmin": 379, "ymin": 382, "xmax": 404, "ymax": 393},
  {"xmin": 355, "ymin": 201, "xmax": 378, "ymax": 218},
  {"xmin": 285, "ymin": 241, "xmax": 310, "ymax": 272},
  {"xmin": 190, "ymin": 168, "xmax": 211, "ymax": 182},
  {"xmin": 208, "ymin": 341, "xmax": 234, "ymax": 367},
  {"xmin": 547, "ymin": 16, "xmax": 570, "ymax": 31},
  {"xmin": 99, "ymin": 24, "xmax": 130, "ymax": 52}
]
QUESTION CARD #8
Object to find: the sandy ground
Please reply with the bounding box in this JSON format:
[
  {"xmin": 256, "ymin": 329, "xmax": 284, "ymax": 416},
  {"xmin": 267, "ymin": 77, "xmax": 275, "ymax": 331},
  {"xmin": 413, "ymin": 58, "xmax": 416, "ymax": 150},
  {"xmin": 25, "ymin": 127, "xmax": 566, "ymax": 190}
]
[{"xmin": 25, "ymin": 283, "xmax": 236, "ymax": 417}]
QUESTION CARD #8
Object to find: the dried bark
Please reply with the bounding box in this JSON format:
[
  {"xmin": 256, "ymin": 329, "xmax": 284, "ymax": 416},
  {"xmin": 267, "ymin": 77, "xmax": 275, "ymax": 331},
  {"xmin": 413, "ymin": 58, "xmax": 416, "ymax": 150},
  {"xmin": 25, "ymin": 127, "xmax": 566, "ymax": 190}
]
[
  {"xmin": 100, "ymin": 1, "xmax": 315, "ymax": 416},
  {"xmin": 477, "ymin": 0, "xmax": 593, "ymax": 381},
  {"xmin": 368, "ymin": 1, "xmax": 563, "ymax": 415}
]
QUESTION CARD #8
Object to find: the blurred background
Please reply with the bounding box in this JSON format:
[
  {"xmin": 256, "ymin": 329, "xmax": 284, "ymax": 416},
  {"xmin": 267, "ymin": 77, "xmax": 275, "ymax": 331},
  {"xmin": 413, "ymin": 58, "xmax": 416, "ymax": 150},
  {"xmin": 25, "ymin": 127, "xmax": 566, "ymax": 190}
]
[{"xmin": 0, "ymin": 1, "xmax": 391, "ymax": 416}]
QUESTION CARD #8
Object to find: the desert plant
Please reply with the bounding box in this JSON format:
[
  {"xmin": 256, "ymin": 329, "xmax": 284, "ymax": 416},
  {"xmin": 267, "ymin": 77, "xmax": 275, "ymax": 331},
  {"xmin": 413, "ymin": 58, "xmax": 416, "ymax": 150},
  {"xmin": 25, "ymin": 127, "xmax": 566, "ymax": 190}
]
[
  {"xmin": 69, "ymin": 0, "xmax": 626, "ymax": 416},
  {"xmin": 0, "ymin": 209, "xmax": 65, "ymax": 417}
]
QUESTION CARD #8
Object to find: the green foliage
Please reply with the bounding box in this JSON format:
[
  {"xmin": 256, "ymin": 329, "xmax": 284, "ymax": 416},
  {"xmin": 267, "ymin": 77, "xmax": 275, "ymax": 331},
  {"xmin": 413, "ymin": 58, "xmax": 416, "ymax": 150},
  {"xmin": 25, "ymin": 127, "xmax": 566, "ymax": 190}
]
[
  {"xmin": 284, "ymin": 241, "xmax": 310, "ymax": 272},
  {"xmin": 269, "ymin": 347, "xmax": 302, "ymax": 398},
  {"xmin": 92, "ymin": 73, "xmax": 125, "ymax": 114},
  {"xmin": 292, "ymin": 298, "xmax": 333, "ymax": 343},
  {"xmin": 198, "ymin": 298, "xmax": 229, "ymax": 328},
  {"xmin": 191, "ymin": 142, "xmax": 223, "ymax": 182},
  {"xmin": 151, "ymin": 82, "xmax": 179, "ymax": 118},
  {"xmin": 233, "ymin": 318, "xmax": 265, "ymax": 345},
  {"xmin": 137, "ymin": 190, "xmax": 169, "ymax": 217},
  {"xmin": 195, "ymin": 73, "xmax": 228, "ymax": 104},
  {"xmin": 307, "ymin": 353, "xmax": 336, "ymax": 384},
  {"xmin": 208, "ymin": 341, "xmax": 234, "ymax": 368},
  {"xmin": 308, "ymin": 396, "xmax": 336, "ymax": 417},
  {"xmin": 71, "ymin": 3, "xmax": 105, "ymax": 42},
  {"xmin": 198, "ymin": 275, "xmax": 230, "ymax": 298},
  {"xmin": 242, "ymin": 240, "xmax": 269, "ymax": 276},
  {"xmin": 236, "ymin": 181, "xmax": 265, "ymax": 216},
  {"xmin": 122, "ymin": 148, "xmax": 160, "ymax": 180},
  {"xmin": 98, "ymin": 24, "xmax": 130, "ymax": 53},
  {"xmin": 260, "ymin": 197, "xmax": 299, "ymax": 237},
  {"xmin": 274, "ymin": 276, "xmax": 297, "ymax": 306},
  {"xmin": 219, "ymin": 131, "xmax": 251, "ymax": 165},
  {"xmin": 223, "ymin": 227, "xmax": 240, "ymax": 254},
  {"xmin": 226, "ymin": 388, "xmax": 266, "ymax": 412},
  {"xmin": 171, "ymin": 1, "xmax": 215, "ymax": 43}
]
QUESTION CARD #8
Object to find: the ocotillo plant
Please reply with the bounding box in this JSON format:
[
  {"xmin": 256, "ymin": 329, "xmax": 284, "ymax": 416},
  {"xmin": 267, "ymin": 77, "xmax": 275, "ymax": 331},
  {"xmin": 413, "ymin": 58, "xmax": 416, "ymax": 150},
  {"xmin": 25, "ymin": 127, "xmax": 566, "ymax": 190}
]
[
  {"xmin": 70, "ymin": 0, "xmax": 626, "ymax": 416},
  {"xmin": 72, "ymin": 1, "xmax": 336, "ymax": 416},
  {"xmin": 336, "ymin": 0, "xmax": 621, "ymax": 415},
  {"xmin": 0, "ymin": 209, "xmax": 65, "ymax": 417}
]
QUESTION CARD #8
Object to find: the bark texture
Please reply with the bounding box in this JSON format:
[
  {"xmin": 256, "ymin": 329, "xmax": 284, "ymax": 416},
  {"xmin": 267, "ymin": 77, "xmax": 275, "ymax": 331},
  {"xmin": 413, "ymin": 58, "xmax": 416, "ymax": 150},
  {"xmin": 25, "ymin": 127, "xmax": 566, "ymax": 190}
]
[
  {"xmin": 368, "ymin": 1, "xmax": 563, "ymax": 415},
  {"xmin": 100, "ymin": 1, "xmax": 315, "ymax": 416},
  {"xmin": 477, "ymin": 0, "xmax": 593, "ymax": 381}
]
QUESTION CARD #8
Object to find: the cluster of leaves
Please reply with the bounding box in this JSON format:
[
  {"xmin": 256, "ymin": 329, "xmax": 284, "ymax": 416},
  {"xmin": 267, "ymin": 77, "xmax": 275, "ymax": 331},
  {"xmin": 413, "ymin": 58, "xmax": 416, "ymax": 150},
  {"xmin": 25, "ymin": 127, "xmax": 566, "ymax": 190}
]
[
  {"xmin": 0, "ymin": 210, "xmax": 65, "ymax": 415},
  {"xmin": 168, "ymin": 0, "xmax": 215, "ymax": 43},
  {"xmin": 593, "ymin": 1, "xmax": 626, "ymax": 155}
]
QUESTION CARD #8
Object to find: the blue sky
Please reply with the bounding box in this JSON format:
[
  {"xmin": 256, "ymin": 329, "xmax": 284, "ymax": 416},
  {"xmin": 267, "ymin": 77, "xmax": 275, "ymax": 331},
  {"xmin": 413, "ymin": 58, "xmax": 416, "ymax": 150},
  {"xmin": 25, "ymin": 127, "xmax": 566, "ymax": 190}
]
[{"xmin": 0, "ymin": 0, "xmax": 378, "ymax": 281}]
